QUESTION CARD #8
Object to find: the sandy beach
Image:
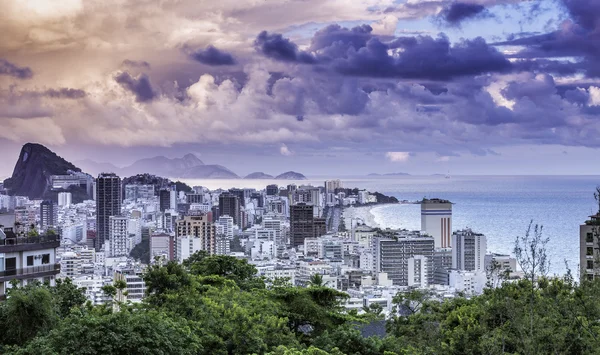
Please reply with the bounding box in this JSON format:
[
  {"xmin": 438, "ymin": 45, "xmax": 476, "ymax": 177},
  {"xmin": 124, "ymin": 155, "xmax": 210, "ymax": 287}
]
[{"xmin": 342, "ymin": 203, "xmax": 397, "ymax": 229}]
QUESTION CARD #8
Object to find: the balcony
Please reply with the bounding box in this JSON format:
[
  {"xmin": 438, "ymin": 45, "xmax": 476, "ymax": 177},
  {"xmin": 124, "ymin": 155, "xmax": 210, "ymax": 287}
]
[
  {"xmin": 0, "ymin": 235, "xmax": 60, "ymax": 253},
  {"xmin": 0, "ymin": 263, "xmax": 60, "ymax": 282}
]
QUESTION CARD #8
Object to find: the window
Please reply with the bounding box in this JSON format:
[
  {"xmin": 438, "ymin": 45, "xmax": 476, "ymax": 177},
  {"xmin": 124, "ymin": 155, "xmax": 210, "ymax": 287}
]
[
  {"xmin": 587, "ymin": 232, "xmax": 594, "ymax": 243},
  {"xmin": 587, "ymin": 247, "xmax": 594, "ymax": 256},
  {"xmin": 27, "ymin": 255, "xmax": 34, "ymax": 266},
  {"xmin": 41, "ymin": 254, "xmax": 50, "ymax": 265},
  {"xmin": 588, "ymin": 260, "xmax": 594, "ymax": 270},
  {"xmin": 5, "ymin": 257, "xmax": 16, "ymax": 270}
]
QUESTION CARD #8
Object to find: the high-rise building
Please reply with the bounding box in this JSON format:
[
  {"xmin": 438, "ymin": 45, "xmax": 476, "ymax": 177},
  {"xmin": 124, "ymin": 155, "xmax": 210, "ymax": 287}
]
[
  {"xmin": 58, "ymin": 192, "xmax": 72, "ymax": 207},
  {"xmin": 324, "ymin": 179, "xmax": 342, "ymax": 194},
  {"xmin": 432, "ymin": 248, "xmax": 452, "ymax": 285},
  {"xmin": 581, "ymin": 213, "xmax": 600, "ymax": 281},
  {"xmin": 175, "ymin": 214, "xmax": 215, "ymax": 259},
  {"xmin": 186, "ymin": 193, "xmax": 204, "ymax": 204},
  {"xmin": 452, "ymin": 228, "xmax": 487, "ymax": 272},
  {"xmin": 108, "ymin": 216, "xmax": 131, "ymax": 257},
  {"xmin": 421, "ymin": 198, "xmax": 452, "ymax": 249},
  {"xmin": 159, "ymin": 188, "xmax": 176, "ymax": 212},
  {"xmin": 216, "ymin": 216, "xmax": 234, "ymax": 239},
  {"xmin": 40, "ymin": 200, "xmax": 58, "ymax": 231},
  {"xmin": 374, "ymin": 232, "xmax": 435, "ymax": 286},
  {"xmin": 266, "ymin": 184, "xmax": 279, "ymax": 196},
  {"xmin": 228, "ymin": 188, "xmax": 246, "ymax": 207},
  {"xmin": 96, "ymin": 173, "xmax": 122, "ymax": 251},
  {"xmin": 290, "ymin": 203, "xmax": 325, "ymax": 247},
  {"xmin": 219, "ymin": 193, "xmax": 240, "ymax": 226}
]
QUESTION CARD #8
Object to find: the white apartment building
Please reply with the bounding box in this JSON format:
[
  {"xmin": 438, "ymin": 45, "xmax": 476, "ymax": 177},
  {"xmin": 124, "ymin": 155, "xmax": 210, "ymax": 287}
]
[
  {"xmin": 217, "ymin": 216, "xmax": 234, "ymax": 239},
  {"xmin": 452, "ymin": 228, "xmax": 487, "ymax": 272},
  {"xmin": 108, "ymin": 216, "xmax": 133, "ymax": 257},
  {"xmin": 73, "ymin": 275, "xmax": 113, "ymax": 305},
  {"xmin": 421, "ymin": 198, "xmax": 453, "ymax": 249},
  {"xmin": 0, "ymin": 229, "xmax": 61, "ymax": 297},
  {"xmin": 58, "ymin": 192, "xmax": 72, "ymax": 207},
  {"xmin": 449, "ymin": 270, "xmax": 487, "ymax": 295},
  {"xmin": 60, "ymin": 251, "xmax": 83, "ymax": 278}
]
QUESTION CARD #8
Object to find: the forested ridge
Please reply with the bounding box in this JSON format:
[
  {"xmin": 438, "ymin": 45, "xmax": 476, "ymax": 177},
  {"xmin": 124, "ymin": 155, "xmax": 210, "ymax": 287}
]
[{"xmin": 1, "ymin": 251, "xmax": 600, "ymax": 354}]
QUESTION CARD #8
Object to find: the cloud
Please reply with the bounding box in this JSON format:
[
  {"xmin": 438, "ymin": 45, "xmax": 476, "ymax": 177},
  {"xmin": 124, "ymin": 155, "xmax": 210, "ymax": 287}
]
[
  {"xmin": 0, "ymin": 59, "xmax": 33, "ymax": 79},
  {"xmin": 114, "ymin": 72, "xmax": 157, "ymax": 102},
  {"xmin": 188, "ymin": 45, "xmax": 236, "ymax": 66},
  {"xmin": 43, "ymin": 88, "xmax": 86, "ymax": 99},
  {"xmin": 436, "ymin": 155, "xmax": 451, "ymax": 162},
  {"xmin": 254, "ymin": 31, "xmax": 317, "ymax": 64},
  {"xmin": 440, "ymin": 2, "xmax": 488, "ymax": 24},
  {"xmin": 280, "ymin": 143, "xmax": 294, "ymax": 156},
  {"xmin": 386, "ymin": 152, "xmax": 411, "ymax": 162},
  {"xmin": 122, "ymin": 60, "xmax": 151, "ymax": 69}
]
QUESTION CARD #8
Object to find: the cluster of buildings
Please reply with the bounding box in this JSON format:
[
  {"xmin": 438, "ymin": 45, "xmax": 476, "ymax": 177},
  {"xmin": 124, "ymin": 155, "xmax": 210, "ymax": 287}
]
[{"xmin": 0, "ymin": 175, "xmax": 522, "ymax": 313}]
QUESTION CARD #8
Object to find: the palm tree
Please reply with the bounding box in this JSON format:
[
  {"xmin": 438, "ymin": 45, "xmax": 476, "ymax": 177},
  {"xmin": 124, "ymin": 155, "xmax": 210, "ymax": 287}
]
[{"xmin": 307, "ymin": 273, "xmax": 325, "ymax": 287}]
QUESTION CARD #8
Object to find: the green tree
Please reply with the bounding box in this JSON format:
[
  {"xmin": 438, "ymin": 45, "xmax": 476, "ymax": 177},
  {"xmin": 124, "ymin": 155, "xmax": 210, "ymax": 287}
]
[
  {"xmin": 9, "ymin": 310, "xmax": 202, "ymax": 355},
  {"xmin": 183, "ymin": 251, "xmax": 265, "ymax": 290},
  {"xmin": 51, "ymin": 278, "xmax": 87, "ymax": 318}
]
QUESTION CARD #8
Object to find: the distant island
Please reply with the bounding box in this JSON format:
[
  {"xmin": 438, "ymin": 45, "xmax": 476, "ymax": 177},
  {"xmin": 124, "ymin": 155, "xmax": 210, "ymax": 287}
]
[
  {"xmin": 244, "ymin": 172, "xmax": 275, "ymax": 179},
  {"xmin": 275, "ymin": 171, "xmax": 307, "ymax": 180}
]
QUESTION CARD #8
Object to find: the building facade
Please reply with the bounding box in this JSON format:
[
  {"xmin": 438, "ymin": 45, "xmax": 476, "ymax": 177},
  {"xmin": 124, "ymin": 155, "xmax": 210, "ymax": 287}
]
[
  {"xmin": 96, "ymin": 173, "xmax": 122, "ymax": 251},
  {"xmin": 421, "ymin": 198, "xmax": 453, "ymax": 249},
  {"xmin": 452, "ymin": 228, "xmax": 487, "ymax": 272}
]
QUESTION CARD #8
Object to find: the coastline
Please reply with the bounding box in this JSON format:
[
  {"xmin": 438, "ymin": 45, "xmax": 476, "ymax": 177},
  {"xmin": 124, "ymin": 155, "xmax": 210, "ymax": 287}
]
[{"xmin": 343, "ymin": 203, "xmax": 397, "ymax": 229}]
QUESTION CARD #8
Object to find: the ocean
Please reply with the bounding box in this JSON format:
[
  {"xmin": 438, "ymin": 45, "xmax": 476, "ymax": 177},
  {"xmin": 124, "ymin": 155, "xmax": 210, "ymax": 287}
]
[{"xmin": 180, "ymin": 175, "xmax": 600, "ymax": 275}]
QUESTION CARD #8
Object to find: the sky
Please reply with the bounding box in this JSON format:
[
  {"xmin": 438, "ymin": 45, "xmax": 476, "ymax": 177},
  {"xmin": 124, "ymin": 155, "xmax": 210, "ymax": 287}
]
[{"xmin": 1, "ymin": 0, "xmax": 600, "ymax": 177}]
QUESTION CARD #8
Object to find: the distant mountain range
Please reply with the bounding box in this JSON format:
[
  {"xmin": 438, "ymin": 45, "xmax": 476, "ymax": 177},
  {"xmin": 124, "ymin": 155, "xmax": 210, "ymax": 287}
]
[
  {"xmin": 3, "ymin": 143, "xmax": 310, "ymax": 201},
  {"xmin": 368, "ymin": 172, "xmax": 411, "ymax": 176}
]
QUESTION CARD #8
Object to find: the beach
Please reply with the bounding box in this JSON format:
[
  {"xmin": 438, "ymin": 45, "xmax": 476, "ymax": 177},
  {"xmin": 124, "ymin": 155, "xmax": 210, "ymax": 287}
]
[{"xmin": 342, "ymin": 203, "xmax": 397, "ymax": 230}]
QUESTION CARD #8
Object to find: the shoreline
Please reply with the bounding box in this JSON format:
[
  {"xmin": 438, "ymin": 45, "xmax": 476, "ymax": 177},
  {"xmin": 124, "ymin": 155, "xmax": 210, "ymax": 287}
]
[{"xmin": 342, "ymin": 203, "xmax": 398, "ymax": 229}]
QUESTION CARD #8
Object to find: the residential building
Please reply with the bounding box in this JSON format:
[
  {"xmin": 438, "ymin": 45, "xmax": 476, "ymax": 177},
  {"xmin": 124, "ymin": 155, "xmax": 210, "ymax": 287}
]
[
  {"xmin": 125, "ymin": 185, "xmax": 155, "ymax": 201},
  {"xmin": 108, "ymin": 216, "xmax": 132, "ymax": 257},
  {"xmin": 421, "ymin": 198, "xmax": 452, "ymax": 249},
  {"xmin": 58, "ymin": 192, "xmax": 72, "ymax": 207},
  {"xmin": 266, "ymin": 184, "xmax": 279, "ymax": 196},
  {"xmin": 325, "ymin": 179, "xmax": 342, "ymax": 194},
  {"xmin": 175, "ymin": 214, "xmax": 215, "ymax": 259},
  {"xmin": 114, "ymin": 267, "xmax": 146, "ymax": 303},
  {"xmin": 452, "ymin": 228, "xmax": 487, "ymax": 272},
  {"xmin": 219, "ymin": 193, "xmax": 240, "ymax": 226},
  {"xmin": 150, "ymin": 232, "xmax": 173, "ymax": 261},
  {"xmin": 96, "ymin": 173, "xmax": 122, "ymax": 251},
  {"xmin": 432, "ymin": 248, "xmax": 452, "ymax": 285},
  {"xmin": 374, "ymin": 232, "xmax": 435, "ymax": 286},
  {"xmin": 216, "ymin": 216, "xmax": 234, "ymax": 239},
  {"xmin": 60, "ymin": 251, "xmax": 83, "ymax": 278},
  {"xmin": 580, "ymin": 213, "xmax": 600, "ymax": 281},
  {"xmin": 40, "ymin": 200, "xmax": 58, "ymax": 232},
  {"xmin": 290, "ymin": 203, "xmax": 315, "ymax": 247},
  {"xmin": 0, "ymin": 229, "xmax": 60, "ymax": 298}
]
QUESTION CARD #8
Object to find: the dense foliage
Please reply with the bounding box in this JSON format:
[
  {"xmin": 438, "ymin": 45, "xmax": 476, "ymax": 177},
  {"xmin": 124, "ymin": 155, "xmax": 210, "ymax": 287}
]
[
  {"xmin": 121, "ymin": 173, "xmax": 193, "ymax": 198},
  {"xmin": 3, "ymin": 252, "xmax": 600, "ymax": 354}
]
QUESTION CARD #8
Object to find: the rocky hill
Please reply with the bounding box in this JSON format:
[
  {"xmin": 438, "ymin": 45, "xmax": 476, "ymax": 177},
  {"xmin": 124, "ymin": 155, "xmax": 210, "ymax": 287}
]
[
  {"xmin": 275, "ymin": 171, "xmax": 307, "ymax": 180},
  {"xmin": 3, "ymin": 143, "xmax": 87, "ymax": 200},
  {"xmin": 244, "ymin": 172, "xmax": 274, "ymax": 179}
]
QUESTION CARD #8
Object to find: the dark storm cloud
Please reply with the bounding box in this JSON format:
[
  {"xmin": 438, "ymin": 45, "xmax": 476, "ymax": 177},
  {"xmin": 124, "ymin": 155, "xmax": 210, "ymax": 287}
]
[
  {"xmin": 0, "ymin": 59, "xmax": 33, "ymax": 79},
  {"xmin": 493, "ymin": 0, "xmax": 600, "ymax": 77},
  {"xmin": 254, "ymin": 31, "xmax": 317, "ymax": 64},
  {"xmin": 333, "ymin": 35, "xmax": 512, "ymax": 80},
  {"xmin": 122, "ymin": 60, "xmax": 151, "ymax": 69},
  {"xmin": 114, "ymin": 72, "xmax": 157, "ymax": 102},
  {"xmin": 43, "ymin": 88, "xmax": 86, "ymax": 99},
  {"xmin": 188, "ymin": 45, "xmax": 236, "ymax": 66},
  {"xmin": 441, "ymin": 2, "xmax": 487, "ymax": 24},
  {"xmin": 256, "ymin": 26, "xmax": 511, "ymax": 80}
]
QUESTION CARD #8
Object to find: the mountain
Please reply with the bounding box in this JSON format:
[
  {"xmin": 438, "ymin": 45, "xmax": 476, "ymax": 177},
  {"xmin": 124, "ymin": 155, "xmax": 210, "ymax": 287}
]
[
  {"xmin": 75, "ymin": 159, "xmax": 121, "ymax": 177},
  {"xmin": 3, "ymin": 143, "xmax": 85, "ymax": 200},
  {"xmin": 121, "ymin": 154, "xmax": 204, "ymax": 177},
  {"xmin": 244, "ymin": 172, "xmax": 274, "ymax": 179},
  {"xmin": 275, "ymin": 171, "xmax": 307, "ymax": 180}
]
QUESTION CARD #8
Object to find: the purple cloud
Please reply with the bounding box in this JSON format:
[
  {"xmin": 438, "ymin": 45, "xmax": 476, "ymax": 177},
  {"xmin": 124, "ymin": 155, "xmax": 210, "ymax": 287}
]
[
  {"xmin": 43, "ymin": 88, "xmax": 86, "ymax": 99},
  {"xmin": 122, "ymin": 60, "xmax": 151, "ymax": 69},
  {"xmin": 0, "ymin": 59, "xmax": 33, "ymax": 79},
  {"xmin": 189, "ymin": 45, "xmax": 236, "ymax": 66},
  {"xmin": 441, "ymin": 2, "xmax": 488, "ymax": 24},
  {"xmin": 254, "ymin": 31, "xmax": 317, "ymax": 64},
  {"xmin": 115, "ymin": 72, "xmax": 157, "ymax": 102}
]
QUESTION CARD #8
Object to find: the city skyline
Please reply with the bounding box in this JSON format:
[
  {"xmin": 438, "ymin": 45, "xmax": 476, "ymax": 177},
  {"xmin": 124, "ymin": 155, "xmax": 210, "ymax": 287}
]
[{"xmin": 2, "ymin": 0, "xmax": 600, "ymax": 176}]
